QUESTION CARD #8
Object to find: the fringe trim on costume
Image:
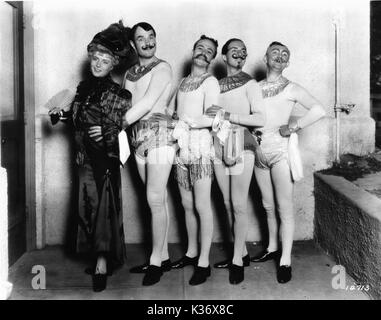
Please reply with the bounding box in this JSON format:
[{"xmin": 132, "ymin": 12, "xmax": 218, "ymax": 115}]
[
  {"xmin": 260, "ymin": 76, "xmax": 290, "ymax": 98},
  {"xmin": 175, "ymin": 159, "xmax": 213, "ymax": 191}
]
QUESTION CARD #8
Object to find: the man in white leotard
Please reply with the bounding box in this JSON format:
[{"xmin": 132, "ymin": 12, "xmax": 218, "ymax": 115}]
[
  {"xmin": 205, "ymin": 38, "xmax": 265, "ymax": 285},
  {"xmin": 251, "ymin": 42, "xmax": 326, "ymax": 283},
  {"xmin": 123, "ymin": 22, "xmax": 176, "ymax": 286}
]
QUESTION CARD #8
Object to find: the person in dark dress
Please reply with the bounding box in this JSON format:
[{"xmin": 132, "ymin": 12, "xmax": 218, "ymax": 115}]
[{"xmin": 49, "ymin": 21, "xmax": 134, "ymax": 292}]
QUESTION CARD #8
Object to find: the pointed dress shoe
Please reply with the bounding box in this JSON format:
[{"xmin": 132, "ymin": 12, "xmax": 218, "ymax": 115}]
[
  {"xmin": 214, "ymin": 254, "xmax": 250, "ymax": 269},
  {"xmin": 171, "ymin": 255, "xmax": 198, "ymax": 269},
  {"xmin": 250, "ymin": 249, "xmax": 281, "ymax": 263},
  {"xmin": 129, "ymin": 259, "xmax": 172, "ymax": 273},
  {"xmin": 277, "ymin": 265, "xmax": 292, "ymax": 284},
  {"xmin": 189, "ymin": 266, "xmax": 211, "ymax": 286},
  {"xmin": 142, "ymin": 265, "xmax": 163, "ymax": 286}
]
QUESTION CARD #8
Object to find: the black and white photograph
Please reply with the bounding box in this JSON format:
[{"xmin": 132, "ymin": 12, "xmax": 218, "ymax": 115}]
[{"xmin": 0, "ymin": 0, "xmax": 380, "ymax": 304}]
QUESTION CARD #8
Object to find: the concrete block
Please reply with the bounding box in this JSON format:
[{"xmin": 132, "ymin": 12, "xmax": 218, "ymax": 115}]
[{"xmin": 314, "ymin": 173, "xmax": 381, "ymax": 299}]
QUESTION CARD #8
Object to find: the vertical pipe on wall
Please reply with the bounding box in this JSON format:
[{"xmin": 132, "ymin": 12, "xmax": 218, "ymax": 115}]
[{"xmin": 333, "ymin": 16, "xmax": 341, "ymax": 163}]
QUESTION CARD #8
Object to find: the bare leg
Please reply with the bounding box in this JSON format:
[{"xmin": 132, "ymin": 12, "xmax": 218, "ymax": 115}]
[
  {"xmin": 146, "ymin": 146, "xmax": 176, "ymax": 266},
  {"xmin": 270, "ymin": 159, "xmax": 294, "ymax": 266},
  {"xmin": 178, "ymin": 185, "xmax": 198, "ymax": 258},
  {"xmin": 254, "ymin": 166, "xmax": 279, "ymax": 252},
  {"xmin": 231, "ymin": 152, "xmax": 254, "ymax": 266},
  {"xmin": 194, "ymin": 176, "xmax": 213, "ymax": 267}
]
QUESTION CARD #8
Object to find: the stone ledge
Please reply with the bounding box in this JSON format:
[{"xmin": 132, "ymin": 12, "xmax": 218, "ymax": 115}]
[
  {"xmin": 315, "ymin": 173, "xmax": 381, "ymax": 222},
  {"xmin": 314, "ymin": 173, "xmax": 381, "ymax": 299}
]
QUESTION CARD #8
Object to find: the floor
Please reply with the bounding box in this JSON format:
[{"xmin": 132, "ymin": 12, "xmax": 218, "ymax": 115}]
[{"xmin": 8, "ymin": 242, "xmax": 369, "ymax": 300}]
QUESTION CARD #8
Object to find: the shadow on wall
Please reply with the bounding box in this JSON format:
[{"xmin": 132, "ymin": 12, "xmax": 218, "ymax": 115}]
[
  {"xmin": 42, "ymin": 111, "xmax": 78, "ymax": 254},
  {"xmin": 180, "ymin": 58, "xmax": 267, "ymax": 82}
]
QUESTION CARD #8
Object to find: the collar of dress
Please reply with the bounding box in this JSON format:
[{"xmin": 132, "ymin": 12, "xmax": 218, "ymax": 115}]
[
  {"xmin": 260, "ymin": 75, "xmax": 290, "ymax": 98},
  {"xmin": 179, "ymin": 73, "xmax": 212, "ymax": 92},
  {"xmin": 125, "ymin": 59, "xmax": 164, "ymax": 82},
  {"xmin": 219, "ymin": 71, "xmax": 252, "ymax": 93}
]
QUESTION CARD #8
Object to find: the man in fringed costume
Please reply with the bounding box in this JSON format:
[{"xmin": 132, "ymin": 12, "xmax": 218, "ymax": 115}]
[{"xmin": 168, "ymin": 35, "xmax": 220, "ymax": 286}]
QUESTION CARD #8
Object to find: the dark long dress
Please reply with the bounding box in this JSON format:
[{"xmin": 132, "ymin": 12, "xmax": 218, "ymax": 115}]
[{"xmin": 68, "ymin": 75, "xmax": 131, "ymax": 269}]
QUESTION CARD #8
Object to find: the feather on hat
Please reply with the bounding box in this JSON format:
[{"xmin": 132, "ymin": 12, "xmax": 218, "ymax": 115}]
[{"xmin": 88, "ymin": 20, "xmax": 132, "ymax": 58}]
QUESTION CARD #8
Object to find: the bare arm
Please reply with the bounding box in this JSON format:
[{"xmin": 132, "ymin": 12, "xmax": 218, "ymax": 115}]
[
  {"xmin": 291, "ymin": 83, "xmax": 326, "ymax": 129},
  {"xmin": 227, "ymin": 80, "xmax": 265, "ymax": 127},
  {"xmin": 125, "ymin": 63, "xmax": 172, "ymax": 125},
  {"xmin": 188, "ymin": 77, "xmax": 220, "ymax": 128}
]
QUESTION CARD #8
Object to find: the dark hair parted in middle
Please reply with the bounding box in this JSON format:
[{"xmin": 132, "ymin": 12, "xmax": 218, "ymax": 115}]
[
  {"xmin": 193, "ymin": 35, "xmax": 219, "ymax": 58},
  {"xmin": 221, "ymin": 38, "xmax": 244, "ymax": 55}
]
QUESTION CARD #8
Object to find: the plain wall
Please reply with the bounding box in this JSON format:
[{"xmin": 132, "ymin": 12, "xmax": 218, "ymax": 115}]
[{"xmin": 31, "ymin": 0, "xmax": 374, "ymax": 246}]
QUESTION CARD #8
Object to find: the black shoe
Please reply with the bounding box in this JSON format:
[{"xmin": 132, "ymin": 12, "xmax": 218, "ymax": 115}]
[
  {"xmin": 92, "ymin": 273, "xmax": 107, "ymax": 292},
  {"xmin": 189, "ymin": 266, "xmax": 211, "ymax": 286},
  {"xmin": 250, "ymin": 249, "xmax": 280, "ymax": 263},
  {"xmin": 130, "ymin": 259, "xmax": 172, "ymax": 274},
  {"xmin": 214, "ymin": 254, "xmax": 251, "ymax": 269},
  {"xmin": 142, "ymin": 265, "xmax": 163, "ymax": 286},
  {"xmin": 229, "ymin": 264, "xmax": 244, "ymax": 285},
  {"xmin": 171, "ymin": 256, "xmax": 198, "ymax": 269},
  {"xmin": 277, "ymin": 265, "xmax": 292, "ymax": 284}
]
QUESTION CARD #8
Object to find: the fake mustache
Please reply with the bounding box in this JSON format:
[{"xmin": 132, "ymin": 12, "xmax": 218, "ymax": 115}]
[
  {"xmin": 232, "ymin": 53, "xmax": 247, "ymax": 60},
  {"xmin": 194, "ymin": 53, "xmax": 211, "ymax": 64},
  {"xmin": 142, "ymin": 43, "xmax": 156, "ymax": 50},
  {"xmin": 274, "ymin": 56, "xmax": 288, "ymax": 63}
]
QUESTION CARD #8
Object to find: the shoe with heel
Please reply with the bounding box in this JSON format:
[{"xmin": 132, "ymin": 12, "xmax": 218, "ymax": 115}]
[{"xmin": 189, "ymin": 266, "xmax": 211, "ymax": 286}]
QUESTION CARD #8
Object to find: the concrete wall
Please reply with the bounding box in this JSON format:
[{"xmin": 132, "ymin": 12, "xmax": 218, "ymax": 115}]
[
  {"xmin": 29, "ymin": 0, "xmax": 374, "ymax": 246},
  {"xmin": 314, "ymin": 173, "xmax": 381, "ymax": 300}
]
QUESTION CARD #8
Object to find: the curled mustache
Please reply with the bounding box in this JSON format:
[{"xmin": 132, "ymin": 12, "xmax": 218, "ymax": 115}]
[
  {"xmin": 194, "ymin": 53, "xmax": 211, "ymax": 64},
  {"xmin": 232, "ymin": 53, "xmax": 247, "ymax": 60},
  {"xmin": 142, "ymin": 43, "xmax": 156, "ymax": 50}
]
